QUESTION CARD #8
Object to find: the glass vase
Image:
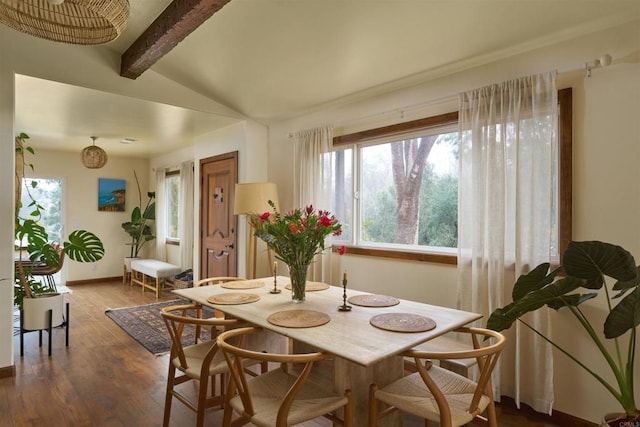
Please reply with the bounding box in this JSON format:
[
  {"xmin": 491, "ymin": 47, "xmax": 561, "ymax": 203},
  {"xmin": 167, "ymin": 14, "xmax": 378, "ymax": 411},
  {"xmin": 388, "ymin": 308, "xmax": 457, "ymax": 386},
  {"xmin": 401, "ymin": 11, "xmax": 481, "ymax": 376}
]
[{"xmin": 288, "ymin": 263, "xmax": 309, "ymax": 303}]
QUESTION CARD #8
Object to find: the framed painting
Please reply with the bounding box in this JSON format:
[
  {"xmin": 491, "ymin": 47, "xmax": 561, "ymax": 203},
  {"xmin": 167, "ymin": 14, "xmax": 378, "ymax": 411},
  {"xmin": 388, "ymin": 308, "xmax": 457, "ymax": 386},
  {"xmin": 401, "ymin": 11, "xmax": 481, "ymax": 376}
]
[{"xmin": 98, "ymin": 178, "xmax": 126, "ymax": 212}]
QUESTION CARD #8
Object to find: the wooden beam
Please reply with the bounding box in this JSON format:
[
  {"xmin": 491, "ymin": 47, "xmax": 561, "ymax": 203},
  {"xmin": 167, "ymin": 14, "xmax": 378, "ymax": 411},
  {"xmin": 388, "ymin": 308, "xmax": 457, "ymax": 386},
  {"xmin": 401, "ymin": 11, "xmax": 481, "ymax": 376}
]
[{"xmin": 120, "ymin": 0, "xmax": 232, "ymax": 80}]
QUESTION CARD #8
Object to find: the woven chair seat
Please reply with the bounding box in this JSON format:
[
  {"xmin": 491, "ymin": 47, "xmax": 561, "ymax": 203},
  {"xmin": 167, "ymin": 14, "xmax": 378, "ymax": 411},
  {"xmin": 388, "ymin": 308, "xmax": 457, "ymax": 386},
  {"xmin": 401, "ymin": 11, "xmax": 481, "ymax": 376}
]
[
  {"xmin": 172, "ymin": 341, "xmax": 229, "ymax": 378},
  {"xmin": 230, "ymin": 367, "xmax": 350, "ymax": 427},
  {"xmin": 377, "ymin": 365, "xmax": 491, "ymax": 426}
]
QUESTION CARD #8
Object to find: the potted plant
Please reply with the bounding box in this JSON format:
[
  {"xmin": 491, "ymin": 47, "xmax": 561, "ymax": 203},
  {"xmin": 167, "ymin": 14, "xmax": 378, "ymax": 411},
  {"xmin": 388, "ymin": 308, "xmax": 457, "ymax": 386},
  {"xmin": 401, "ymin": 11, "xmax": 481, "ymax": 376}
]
[
  {"xmin": 121, "ymin": 170, "xmax": 155, "ymax": 265},
  {"xmin": 487, "ymin": 240, "xmax": 640, "ymax": 425},
  {"xmin": 15, "ymin": 133, "xmax": 105, "ymax": 308}
]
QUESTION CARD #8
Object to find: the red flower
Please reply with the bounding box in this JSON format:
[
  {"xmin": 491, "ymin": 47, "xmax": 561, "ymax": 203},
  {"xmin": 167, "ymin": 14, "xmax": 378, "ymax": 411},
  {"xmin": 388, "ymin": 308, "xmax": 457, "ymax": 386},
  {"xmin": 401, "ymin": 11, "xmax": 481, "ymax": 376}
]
[
  {"xmin": 339, "ymin": 245, "xmax": 347, "ymax": 255},
  {"xmin": 259, "ymin": 212, "xmax": 270, "ymax": 221},
  {"xmin": 319, "ymin": 215, "xmax": 332, "ymax": 227},
  {"xmin": 306, "ymin": 205, "xmax": 314, "ymax": 215},
  {"xmin": 333, "ymin": 228, "xmax": 342, "ymax": 237},
  {"xmin": 288, "ymin": 223, "xmax": 299, "ymax": 234}
]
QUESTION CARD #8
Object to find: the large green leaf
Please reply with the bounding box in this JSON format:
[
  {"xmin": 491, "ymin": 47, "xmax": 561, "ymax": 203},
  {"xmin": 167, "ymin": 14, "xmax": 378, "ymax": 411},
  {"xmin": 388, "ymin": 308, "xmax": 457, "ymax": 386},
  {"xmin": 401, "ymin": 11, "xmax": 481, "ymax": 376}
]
[
  {"xmin": 512, "ymin": 263, "xmax": 562, "ymax": 301},
  {"xmin": 487, "ymin": 276, "xmax": 586, "ymax": 332},
  {"xmin": 63, "ymin": 230, "xmax": 105, "ymax": 262},
  {"xmin": 563, "ymin": 241, "xmax": 637, "ymax": 289},
  {"xmin": 604, "ymin": 287, "xmax": 640, "ymax": 339}
]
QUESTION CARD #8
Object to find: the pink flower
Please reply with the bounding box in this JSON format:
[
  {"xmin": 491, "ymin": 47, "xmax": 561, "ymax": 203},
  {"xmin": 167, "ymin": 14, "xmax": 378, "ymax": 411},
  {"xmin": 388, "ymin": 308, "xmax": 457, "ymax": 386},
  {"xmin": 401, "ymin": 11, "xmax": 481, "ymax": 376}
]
[
  {"xmin": 339, "ymin": 245, "xmax": 347, "ymax": 255},
  {"xmin": 333, "ymin": 228, "xmax": 342, "ymax": 237},
  {"xmin": 259, "ymin": 212, "xmax": 270, "ymax": 221}
]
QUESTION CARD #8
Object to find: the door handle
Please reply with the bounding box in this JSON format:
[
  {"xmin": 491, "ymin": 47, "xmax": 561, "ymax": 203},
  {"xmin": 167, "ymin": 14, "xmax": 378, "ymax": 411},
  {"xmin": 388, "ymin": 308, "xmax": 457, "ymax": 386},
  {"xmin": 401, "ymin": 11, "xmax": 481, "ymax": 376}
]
[{"xmin": 225, "ymin": 243, "xmax": 234, "ymax": 249}]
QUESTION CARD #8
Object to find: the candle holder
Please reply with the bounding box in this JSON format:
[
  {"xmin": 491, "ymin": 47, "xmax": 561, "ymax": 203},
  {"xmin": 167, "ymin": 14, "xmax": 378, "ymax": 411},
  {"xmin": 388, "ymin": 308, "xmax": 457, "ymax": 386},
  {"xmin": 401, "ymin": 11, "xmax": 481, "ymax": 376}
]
[
  {"xmin": 270, "ymin": 272, "xmax": 281, "ymax": 294},
  {"xmin": 338, "ymin": 276, "xmax": 352, "ymax": 311}
]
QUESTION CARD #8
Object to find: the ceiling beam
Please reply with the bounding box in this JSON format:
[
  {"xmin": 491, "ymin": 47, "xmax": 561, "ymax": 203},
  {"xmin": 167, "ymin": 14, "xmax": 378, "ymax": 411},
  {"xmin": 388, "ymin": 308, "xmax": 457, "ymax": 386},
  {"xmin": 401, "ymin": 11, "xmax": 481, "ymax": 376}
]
[{"xmin": 120, "ymin": 0, "xmax": 232, "ymax": 80}]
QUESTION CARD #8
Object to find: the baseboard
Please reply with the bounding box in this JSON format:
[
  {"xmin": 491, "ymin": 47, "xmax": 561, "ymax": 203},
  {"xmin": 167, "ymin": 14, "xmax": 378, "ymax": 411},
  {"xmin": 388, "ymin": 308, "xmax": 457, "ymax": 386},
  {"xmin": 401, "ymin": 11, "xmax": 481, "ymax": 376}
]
[
  {"xmin": 498, "ymin": 396, "xmax": 598, "ymax": 427},
  {"xmin": 0, "ymin": 364, "xmax": 16, "ymax": 379},
  {"xmin": 66, "ymin": 276, "xmax": 122, "ymax": 286}
]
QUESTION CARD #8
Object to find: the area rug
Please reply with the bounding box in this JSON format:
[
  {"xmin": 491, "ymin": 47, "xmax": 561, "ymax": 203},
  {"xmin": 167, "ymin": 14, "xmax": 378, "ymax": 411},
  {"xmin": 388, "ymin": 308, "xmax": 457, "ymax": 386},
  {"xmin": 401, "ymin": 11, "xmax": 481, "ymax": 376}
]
[{"xmin": 105, "ymin": 299, "xmax": 213, "ymax": 355}]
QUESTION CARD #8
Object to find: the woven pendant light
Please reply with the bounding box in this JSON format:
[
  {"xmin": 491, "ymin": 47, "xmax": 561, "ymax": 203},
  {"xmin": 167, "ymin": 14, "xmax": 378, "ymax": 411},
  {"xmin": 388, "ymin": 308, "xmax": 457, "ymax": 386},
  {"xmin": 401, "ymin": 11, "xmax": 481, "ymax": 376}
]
[
  {"xmin": 0, "ymin": 0, "xmax": 130, "ymax": 45},
  {"xmin": 81, "ymin": 136, "xmax": 108, "ymax": 169}
]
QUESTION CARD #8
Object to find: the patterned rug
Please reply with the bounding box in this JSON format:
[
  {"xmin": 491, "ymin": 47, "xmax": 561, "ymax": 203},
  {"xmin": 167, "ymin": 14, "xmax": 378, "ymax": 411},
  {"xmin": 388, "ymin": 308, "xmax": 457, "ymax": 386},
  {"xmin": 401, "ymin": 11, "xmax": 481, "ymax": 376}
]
[{"xmin": 105, "ymin": 299, "xmax": 213, "ymax": 355}]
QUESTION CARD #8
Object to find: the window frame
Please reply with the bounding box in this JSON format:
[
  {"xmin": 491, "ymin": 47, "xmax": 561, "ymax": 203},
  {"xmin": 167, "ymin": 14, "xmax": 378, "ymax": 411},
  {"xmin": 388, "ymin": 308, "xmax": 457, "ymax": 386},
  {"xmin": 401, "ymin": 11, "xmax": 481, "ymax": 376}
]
[
  {"xmin": 165, "ymin": 169, "xmax": 181, "ymax": 246},
  {"xmin": 332, "ymin": 88, "xmax": 572, "ymax": 265}
]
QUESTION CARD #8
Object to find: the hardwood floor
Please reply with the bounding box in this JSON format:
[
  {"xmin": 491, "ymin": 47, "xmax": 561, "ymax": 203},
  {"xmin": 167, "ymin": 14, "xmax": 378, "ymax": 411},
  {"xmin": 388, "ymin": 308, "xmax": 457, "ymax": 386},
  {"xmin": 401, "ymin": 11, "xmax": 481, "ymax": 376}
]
[{"xmin": 1, "ymin": 280, "xmax": 563, "ymax": 426}]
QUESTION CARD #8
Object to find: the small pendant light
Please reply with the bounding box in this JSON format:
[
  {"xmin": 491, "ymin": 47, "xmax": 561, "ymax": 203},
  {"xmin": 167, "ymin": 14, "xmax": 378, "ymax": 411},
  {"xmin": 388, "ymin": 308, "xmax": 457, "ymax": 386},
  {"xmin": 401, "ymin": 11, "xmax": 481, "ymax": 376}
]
[{"xmin": 81, "ymin": 136, "xmax": 108, "ymax": 169}]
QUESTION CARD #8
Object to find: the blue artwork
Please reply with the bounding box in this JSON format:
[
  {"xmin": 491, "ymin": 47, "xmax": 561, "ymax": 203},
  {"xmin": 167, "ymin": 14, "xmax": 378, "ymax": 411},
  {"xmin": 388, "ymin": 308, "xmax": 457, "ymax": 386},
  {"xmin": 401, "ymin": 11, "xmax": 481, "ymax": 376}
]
[{"xmin": 98, "ymin": 178, "xmax": 126, "ymax": 212}]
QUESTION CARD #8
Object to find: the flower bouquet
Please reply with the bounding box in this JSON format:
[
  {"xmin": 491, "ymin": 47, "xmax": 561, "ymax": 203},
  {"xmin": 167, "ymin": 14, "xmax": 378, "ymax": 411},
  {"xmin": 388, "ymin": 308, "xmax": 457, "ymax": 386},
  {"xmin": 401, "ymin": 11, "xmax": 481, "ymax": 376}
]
[{"xmin": 249, "ymin": 201, "xmax": 345, "ymax": 302}]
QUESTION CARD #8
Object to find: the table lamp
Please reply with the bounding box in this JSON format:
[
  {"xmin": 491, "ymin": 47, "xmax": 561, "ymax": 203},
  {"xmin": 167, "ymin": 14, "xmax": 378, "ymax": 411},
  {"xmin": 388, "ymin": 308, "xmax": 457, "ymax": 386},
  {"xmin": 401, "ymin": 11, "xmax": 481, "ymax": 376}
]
[{"xmin": 233, "ymin": 182, "xmax": 279, "ymax": 279}]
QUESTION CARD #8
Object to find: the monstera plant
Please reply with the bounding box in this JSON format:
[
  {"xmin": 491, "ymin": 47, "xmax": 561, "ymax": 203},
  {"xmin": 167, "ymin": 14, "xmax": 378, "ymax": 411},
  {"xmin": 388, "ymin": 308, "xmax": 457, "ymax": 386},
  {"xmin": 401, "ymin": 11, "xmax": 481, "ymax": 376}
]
[
  {"xmin": 488, "ymin": 240, "xmax": 640, "ymax": 424},
  {"xmin": 15, "ymin": 133, "xmax": 105, "ymax": 308}
]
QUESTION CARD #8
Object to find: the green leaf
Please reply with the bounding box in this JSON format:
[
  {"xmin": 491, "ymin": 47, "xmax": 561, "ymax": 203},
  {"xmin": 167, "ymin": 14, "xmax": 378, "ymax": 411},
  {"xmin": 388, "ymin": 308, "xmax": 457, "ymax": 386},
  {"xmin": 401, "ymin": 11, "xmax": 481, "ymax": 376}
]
[
  {"xmin": 563, "ymin": 241, "xmax": 637, "ymax": 289},
  {"xmin": 604, "ymin": 287, "xmax": 640, "ymax": 339},
  {"xmin": 613, "ymin": 266, "xmax": 640, "ymax": 292},
  {"xmin": 63, "ymin": 230, "xmax": 105, "ymax": 262},
  {"xmin": 487, "ymin": 276, "xmax": 585, "ymax": 332},
  {"xmin": 512, "ymin": 263, "xmax": 560, "ymax": 301}
]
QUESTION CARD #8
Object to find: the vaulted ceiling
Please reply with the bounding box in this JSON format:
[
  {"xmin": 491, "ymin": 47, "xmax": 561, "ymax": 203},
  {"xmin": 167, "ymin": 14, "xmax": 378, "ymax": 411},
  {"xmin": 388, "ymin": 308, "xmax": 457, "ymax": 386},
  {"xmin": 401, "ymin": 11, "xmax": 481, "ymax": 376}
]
[{"xmin": 12, "ymin": 0, "xmax": 640, "ymax": 158}]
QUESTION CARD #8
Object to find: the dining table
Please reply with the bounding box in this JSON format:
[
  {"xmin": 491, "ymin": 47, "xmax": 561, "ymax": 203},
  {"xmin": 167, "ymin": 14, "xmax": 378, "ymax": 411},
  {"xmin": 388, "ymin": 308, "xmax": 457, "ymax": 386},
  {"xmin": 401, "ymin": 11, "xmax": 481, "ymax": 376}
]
[{"xmin": 173, "ymin": 276, "xmax": 482, "ymax": 426}]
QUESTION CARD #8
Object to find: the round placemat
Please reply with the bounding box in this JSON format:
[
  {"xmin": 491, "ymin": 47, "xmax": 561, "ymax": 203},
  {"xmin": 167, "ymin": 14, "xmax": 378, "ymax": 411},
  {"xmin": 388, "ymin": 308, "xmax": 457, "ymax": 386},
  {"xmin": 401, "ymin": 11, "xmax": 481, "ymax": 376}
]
[
  {"xmin": 284, "ymin": 281, "xmax": 330, "ymax": 291},
  {"xmin": 267, "ymin": 309, "xmax": 331, "ymax": 328},
  {"xmin": 369, "ymin": 313, "xmax": 436, "ymax": 333},
  {"xmin": 207, "ymin": 293, "xmax": 260, "ymax": 305},
  {"xmin": 348, "ymin": 294, "xmax": 400, "ymax": 307},
  {"xmin": 221, "ymin": 280, "xmax": 266, "ymax": 289}
]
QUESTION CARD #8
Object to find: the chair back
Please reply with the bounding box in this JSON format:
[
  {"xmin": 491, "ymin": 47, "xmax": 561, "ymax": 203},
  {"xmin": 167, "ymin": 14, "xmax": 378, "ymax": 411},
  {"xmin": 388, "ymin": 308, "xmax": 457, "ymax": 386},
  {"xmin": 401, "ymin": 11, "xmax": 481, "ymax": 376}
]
[
  {"xmin": 217, "ymin": 326, "xmax": 330, "ymax": 423},
  {"xmin": 403, "ymin": 327, "xmax": 506, "ymax": 419},
  {"xmin": 194, "ymin": 276, "xmax": 246, "ymax": 287},
  {"xmin": 161, "ymin": 303, "xmax": 238, "ymax": 369}
]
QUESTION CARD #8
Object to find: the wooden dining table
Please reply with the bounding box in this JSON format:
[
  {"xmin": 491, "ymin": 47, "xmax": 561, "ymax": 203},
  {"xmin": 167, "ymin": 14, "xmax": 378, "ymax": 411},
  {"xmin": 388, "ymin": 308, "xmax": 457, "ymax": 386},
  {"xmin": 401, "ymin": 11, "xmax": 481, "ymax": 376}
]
[{"xmin": 173, "ymin": 276, "xmax": 482, "ymax": 426}]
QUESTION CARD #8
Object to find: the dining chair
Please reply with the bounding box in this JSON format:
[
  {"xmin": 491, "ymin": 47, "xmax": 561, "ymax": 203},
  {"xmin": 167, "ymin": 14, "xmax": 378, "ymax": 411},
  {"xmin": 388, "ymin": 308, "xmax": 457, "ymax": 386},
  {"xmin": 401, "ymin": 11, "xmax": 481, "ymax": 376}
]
[
  {"xmin": 160, "ymin": 303, "xmax": 257, "ymax": 427},
  {"xmin": 30, "ymin": 242, "xmax": 65, "ymax": 292},
  {"xmin": 369, "ymin": 327, "xmax": 506, "ymax": 427},
  {"xmin": 217, "ymin": 326, "xmax": 354, "ymax": 427}
]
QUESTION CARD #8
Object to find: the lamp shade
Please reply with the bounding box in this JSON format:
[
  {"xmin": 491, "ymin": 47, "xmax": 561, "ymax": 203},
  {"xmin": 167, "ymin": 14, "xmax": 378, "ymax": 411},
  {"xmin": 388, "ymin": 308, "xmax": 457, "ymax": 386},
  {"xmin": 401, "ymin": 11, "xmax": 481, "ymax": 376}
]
[
  {"xmin": 0, "ymin": 0, "xmax": 130, "ymax": 45},
  {"xmin": 81, "ymin": 136, "xmax": 108, "ymax": 169},
  {"xmin": 233, "ymin": 183, "xmax": 279, "ymax": 215}
]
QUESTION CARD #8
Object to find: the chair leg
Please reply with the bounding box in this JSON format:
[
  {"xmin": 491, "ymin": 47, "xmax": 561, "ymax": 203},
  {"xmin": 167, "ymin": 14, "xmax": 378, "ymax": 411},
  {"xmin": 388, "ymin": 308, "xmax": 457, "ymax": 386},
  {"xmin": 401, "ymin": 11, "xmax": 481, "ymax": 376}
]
[
  {"xmin": 196, "ymin": 375, "xmax": 208, "ymax": 427},
  {"xmin": 163, "ymin": 364, "xmax": 176, "ymax": 427},
  {"xmin": 368, "ymin": 384, "xmax": 378, "ymax": 427},
  {"xmin": 344, "ymin": 389, "xmax": 353, "ymax": 427}
]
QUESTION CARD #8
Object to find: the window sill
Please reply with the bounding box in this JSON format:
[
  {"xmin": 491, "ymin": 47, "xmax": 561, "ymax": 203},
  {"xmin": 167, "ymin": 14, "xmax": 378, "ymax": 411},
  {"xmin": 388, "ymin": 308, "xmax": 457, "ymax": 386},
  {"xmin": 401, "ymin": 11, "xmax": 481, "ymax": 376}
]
[{"xmin": 332, "ymin": 245, "xmax": 457, "ymax": 265}]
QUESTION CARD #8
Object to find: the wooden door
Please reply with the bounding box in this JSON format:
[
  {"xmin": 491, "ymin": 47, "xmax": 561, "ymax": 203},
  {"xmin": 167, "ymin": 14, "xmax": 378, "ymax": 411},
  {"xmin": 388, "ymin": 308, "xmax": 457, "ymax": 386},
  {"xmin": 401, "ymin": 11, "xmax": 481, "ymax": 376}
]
[{"xmin": 199, "ymin": 152, "xmax": 238, "ymax": 279}]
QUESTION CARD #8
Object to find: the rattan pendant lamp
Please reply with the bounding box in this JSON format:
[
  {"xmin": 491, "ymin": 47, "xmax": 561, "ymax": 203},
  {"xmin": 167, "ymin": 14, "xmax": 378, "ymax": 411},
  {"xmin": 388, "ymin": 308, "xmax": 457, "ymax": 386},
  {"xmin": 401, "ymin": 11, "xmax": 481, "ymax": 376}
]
[
  {"xmin": 0, "ymin": 0, "xmax": 130, "ymax": 45},
  {"xmin": 81, "ymin": 136, "xmax": 108, "ymax": 169}
]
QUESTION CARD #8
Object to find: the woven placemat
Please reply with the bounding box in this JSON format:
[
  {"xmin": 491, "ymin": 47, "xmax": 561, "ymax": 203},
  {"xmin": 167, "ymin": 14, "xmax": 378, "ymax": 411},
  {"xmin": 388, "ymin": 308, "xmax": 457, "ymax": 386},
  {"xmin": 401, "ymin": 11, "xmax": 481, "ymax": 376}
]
[
  {"xmin": 207, "ymin": 293, "xmax": 260, "ymax": 305},
  {"xmin": 284, "ymin": 281, "xmax": 330, "ymax": 291},
  {"xmin": 348, "ymin": 294, "xmax": 400, "ymax": 307},
  {"xmin": 267, "ymin": 309, "xmax": 331, "ymax": 328},
  {"xmin": 221, "ymin": 280, "xmax": 266, "ymax": 289},
  {"xmin": 370, "ymin": 313, "xmax": 436, "ymax": 333}
]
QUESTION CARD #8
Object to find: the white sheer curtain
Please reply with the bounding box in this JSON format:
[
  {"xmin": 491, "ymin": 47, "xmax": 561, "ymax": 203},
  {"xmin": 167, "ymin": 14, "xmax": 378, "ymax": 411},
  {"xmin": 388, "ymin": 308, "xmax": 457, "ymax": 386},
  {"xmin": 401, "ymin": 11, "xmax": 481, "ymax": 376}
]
[
  {"xmin": 457, "ymin": 72, "xmax": 557, "ymax": 414},
  {"xmin": 154, "ymin": 168, "xmax": 167, "ymax": 261},
  {"xmin": 179, "ymin": 160, "xmax": 194, "ymax": 270},
  {"xmin": 293, "ymin": 125, "xmax": 334, "ymax": 282}
]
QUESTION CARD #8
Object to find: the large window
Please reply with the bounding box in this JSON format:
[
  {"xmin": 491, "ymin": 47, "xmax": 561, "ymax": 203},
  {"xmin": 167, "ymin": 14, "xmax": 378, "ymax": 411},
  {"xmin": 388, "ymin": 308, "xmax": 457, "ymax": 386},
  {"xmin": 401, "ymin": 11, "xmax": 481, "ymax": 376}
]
[
  {"xmin": 165, "ymin": 170, "xmax": 180, "ymax": 242},
  {"xmin": 332, "ymin": 88, "xmax": 572, "ymax": 264}
]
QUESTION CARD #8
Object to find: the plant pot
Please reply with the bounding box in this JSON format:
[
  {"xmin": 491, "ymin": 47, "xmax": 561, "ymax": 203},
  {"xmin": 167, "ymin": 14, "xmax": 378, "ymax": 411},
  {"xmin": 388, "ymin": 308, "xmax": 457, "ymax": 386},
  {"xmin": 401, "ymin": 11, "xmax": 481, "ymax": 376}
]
[
  {"xmin": 124, "ymin": 257, "xmax": 140, "ymax": 273},
  {"xmin": 601, "ymin": 413, "xmax": 639, "ymax": 427},
  {"xmin": 22, "ymin": 293, "xmax": 64, "ymax": 331}
]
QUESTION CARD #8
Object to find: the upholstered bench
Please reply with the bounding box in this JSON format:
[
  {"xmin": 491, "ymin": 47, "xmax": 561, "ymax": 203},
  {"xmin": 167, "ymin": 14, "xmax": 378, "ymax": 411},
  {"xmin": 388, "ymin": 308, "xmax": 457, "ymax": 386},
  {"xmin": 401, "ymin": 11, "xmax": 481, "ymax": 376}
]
[{"xmin": 130, "ymin": 259, "xmax": 181, "ymax": 298}]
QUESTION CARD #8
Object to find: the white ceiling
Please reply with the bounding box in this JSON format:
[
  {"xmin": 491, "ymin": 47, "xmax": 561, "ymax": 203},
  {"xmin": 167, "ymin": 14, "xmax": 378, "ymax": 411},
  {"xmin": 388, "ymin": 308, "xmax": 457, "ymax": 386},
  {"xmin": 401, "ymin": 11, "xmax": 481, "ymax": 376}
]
[{"xmin": 13, "ymin": 0, "xmax": 640, "ymax": 158}]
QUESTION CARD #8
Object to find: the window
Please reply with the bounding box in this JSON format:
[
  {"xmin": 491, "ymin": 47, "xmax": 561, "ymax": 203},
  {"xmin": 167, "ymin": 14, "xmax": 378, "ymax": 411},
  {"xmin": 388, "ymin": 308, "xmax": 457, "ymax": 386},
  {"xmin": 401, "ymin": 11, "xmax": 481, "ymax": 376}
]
[
  {"xmin": 165, "ymin": 171, "xmax": 180, "ymax": 243},
  {"xmin": 332, "ymin": 88, "xmax": 571, "ymax": 264}
]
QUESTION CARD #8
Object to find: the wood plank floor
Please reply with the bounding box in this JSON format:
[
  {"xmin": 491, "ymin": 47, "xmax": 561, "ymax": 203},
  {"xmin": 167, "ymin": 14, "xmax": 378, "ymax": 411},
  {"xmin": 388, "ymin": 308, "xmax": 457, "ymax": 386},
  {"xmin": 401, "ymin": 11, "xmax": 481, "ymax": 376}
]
[{"xmin": 0, "ymin": 280, "xmax": 563, "ymax": 426}]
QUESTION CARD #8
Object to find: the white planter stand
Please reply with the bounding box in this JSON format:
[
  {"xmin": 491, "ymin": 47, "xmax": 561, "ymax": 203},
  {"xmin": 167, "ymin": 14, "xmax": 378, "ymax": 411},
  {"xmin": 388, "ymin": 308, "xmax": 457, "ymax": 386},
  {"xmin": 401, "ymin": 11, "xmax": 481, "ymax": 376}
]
[{"xmin": 20, "ymin": 293, "xmax": 69, "ymax": 356}]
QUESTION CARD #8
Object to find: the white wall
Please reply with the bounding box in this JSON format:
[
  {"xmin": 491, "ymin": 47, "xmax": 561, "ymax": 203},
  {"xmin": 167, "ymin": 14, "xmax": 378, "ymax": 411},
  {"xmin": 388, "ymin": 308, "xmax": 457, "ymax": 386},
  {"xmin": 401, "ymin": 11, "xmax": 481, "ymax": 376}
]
[
  {"xmin": 268, "ymin": 20, "xmax": 640, "ymax": 422},
  {"xmin": 26, "ymin": 150, "xmax": 150, "ymax": 282}
]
